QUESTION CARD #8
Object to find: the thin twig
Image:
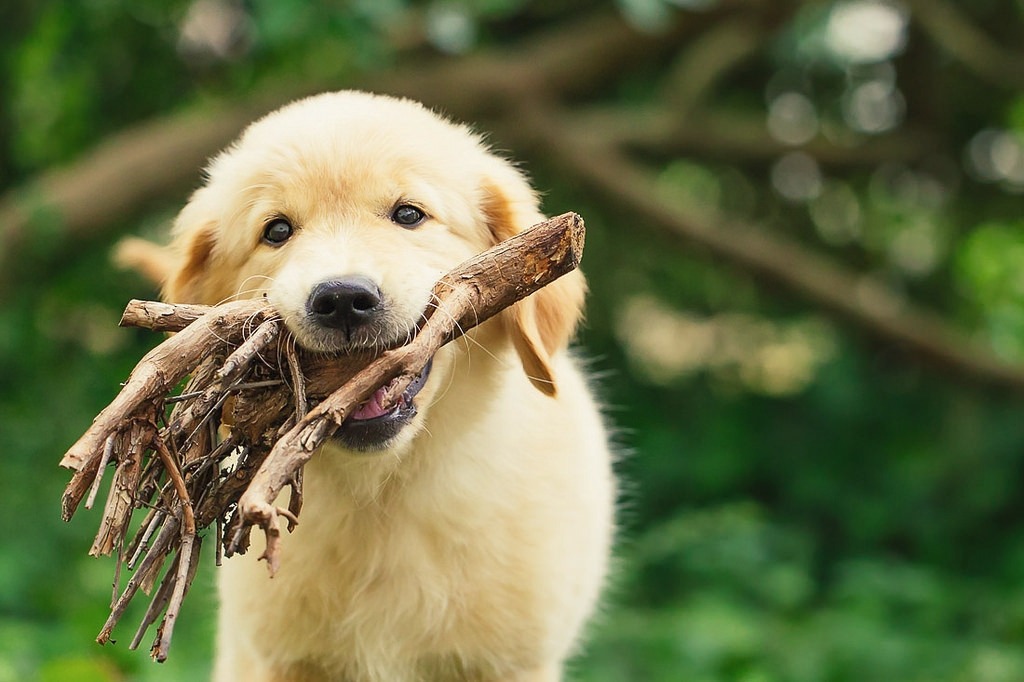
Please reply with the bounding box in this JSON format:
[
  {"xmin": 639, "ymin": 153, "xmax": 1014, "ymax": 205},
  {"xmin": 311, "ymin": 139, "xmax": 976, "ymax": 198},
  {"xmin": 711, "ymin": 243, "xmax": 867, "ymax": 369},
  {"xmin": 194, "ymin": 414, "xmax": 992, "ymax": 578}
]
[
  {"xmin": 85, "ymin": 435, "xmax": 116, "ymax": 510},
  {"xmin": 215, "ymin": 319, "xmax": 281, "ymax": 390},
  {"xmin": 130, "ymin": 553, "xmax": 179, "ymax": 650},
  {"xmin": 127, "ymin": 509, "xmax": 163, "ymax": 570},
  {"xmin": 149, "ymin": 437, "xmax": 197, "ymax": 661},
  {"xmin": 215, "ymin": 515, "xmax": 224, "ymax": 568},
  {"xmin": 286, "ymin": 341, "xmax": 307, "ymax": 421},
  {"xmin": 112, "ymin": 534, "xmax": 124, "ymax": 610},
  {"xmin": 98, "ymin": 517, "xmax": 178, "ymax": 644}
]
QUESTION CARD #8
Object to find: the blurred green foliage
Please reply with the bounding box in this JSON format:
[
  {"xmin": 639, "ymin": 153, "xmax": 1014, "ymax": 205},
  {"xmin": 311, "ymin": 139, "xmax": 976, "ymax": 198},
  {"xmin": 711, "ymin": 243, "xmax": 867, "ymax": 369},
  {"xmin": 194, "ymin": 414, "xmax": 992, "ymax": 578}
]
[{"xmin": 4, "ymin": 1, "xmax": 1024, "ymax": 680}]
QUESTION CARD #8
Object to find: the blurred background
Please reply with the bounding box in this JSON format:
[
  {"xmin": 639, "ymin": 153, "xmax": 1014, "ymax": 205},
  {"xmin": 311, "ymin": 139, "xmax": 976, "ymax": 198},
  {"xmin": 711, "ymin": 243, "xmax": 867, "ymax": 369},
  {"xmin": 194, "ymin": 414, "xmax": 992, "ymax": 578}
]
[{"xmin": 4, "ymin": 0, "xmax": 1024, "ymax": 680}]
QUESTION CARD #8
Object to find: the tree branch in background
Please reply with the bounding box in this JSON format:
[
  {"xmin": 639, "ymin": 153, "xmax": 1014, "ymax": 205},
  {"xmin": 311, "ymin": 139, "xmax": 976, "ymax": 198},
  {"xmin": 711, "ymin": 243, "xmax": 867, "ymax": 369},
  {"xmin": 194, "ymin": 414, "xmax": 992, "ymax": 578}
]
[
  {"xmin": 566, "ymin": 107, "xmax": 937, "ymax": 168},
  {"xmin": 907, "ymin": 0, "xmax": 1024, "ymax": 90},
  {"xmin": 0, "ymin": 7, "xmax": 720, "ymax": 281},
  {"xmin": 520, "ymin": 105, "xmax": 1024, "ymax": 393},
  {"xmin": 0, "ymin": 106, "xmax": 260, "ymax": 279},
  {"xmin": 659, "ymin": 16, "xmax": 766, "ymax": 119},
  {"xmin": 4, "ymin": 3, "xmax": 1022, "ymax": 395}
]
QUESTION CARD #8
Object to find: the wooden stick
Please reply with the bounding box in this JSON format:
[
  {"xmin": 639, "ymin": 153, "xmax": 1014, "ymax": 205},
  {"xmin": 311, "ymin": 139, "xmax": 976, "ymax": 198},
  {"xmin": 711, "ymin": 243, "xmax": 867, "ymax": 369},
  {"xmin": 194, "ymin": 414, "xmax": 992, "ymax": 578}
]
[
  {"xmin": 63, "ymin": 212, "xmax": 585, "ymax": 655},
  {"xmin": 230, "ymin": 212, "xmax": 585, "ymax": 574},
  {"xmin": 90, "ymin": 421, "xmax": 149, "ymax": 556},
  {"xmin": 84, "ymin": 435, "xmax": 115, "ymax": 510},
  {"xmin": 118, "ymin": 299, "xmax": 218, "ymax": 331}
]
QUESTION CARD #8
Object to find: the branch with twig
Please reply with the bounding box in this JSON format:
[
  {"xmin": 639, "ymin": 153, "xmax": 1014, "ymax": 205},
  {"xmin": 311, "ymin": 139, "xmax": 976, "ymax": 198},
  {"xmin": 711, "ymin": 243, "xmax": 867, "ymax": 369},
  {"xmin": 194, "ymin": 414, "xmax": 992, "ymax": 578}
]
[{"xmin": 59, "ymin": 212, "xmax": 585, "ymax": 660}]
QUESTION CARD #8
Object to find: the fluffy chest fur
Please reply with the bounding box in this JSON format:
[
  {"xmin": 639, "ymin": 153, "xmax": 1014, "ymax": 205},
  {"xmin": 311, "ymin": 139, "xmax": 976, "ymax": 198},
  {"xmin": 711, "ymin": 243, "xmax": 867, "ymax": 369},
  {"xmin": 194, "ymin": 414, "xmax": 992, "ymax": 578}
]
[{"xmin": 214, "ymin": 348, "xmax": 614, "ymax": 682}]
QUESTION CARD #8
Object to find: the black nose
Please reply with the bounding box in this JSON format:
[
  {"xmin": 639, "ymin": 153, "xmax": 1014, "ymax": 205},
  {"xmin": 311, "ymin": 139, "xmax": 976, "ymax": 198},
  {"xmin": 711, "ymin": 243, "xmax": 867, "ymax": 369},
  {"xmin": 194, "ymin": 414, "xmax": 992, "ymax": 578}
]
[{"xmin": 307, "ymin": 276, "xmax": 383, "ymax": 331}]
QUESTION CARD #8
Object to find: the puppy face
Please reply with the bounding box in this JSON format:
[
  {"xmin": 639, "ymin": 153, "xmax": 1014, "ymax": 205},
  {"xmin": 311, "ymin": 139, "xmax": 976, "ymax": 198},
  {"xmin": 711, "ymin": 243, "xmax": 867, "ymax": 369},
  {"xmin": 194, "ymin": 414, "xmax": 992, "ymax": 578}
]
[{"xmin": 164, "ymin": 91, "xmax": 585, "ymax": 451}]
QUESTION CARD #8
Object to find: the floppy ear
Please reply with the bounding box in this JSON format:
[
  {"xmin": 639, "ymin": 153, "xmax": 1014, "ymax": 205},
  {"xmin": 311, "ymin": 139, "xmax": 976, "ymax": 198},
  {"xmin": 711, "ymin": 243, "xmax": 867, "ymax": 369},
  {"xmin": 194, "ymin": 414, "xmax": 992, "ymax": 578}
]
[
  {"xmin": 162, "ymin": 187, "xmax": 222, "ymax": 304},
  {"xmin": 481, "ymin": 173, "xmax": 587, "ymax": 397}
]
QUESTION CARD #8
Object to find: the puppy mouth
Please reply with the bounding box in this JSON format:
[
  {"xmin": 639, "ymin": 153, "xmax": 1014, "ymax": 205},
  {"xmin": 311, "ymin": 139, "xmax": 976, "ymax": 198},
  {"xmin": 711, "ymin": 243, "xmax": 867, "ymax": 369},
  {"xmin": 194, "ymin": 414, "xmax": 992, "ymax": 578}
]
[{"xmin": 332, "ymin": 359, "xmax": 433, "ymax": 451}]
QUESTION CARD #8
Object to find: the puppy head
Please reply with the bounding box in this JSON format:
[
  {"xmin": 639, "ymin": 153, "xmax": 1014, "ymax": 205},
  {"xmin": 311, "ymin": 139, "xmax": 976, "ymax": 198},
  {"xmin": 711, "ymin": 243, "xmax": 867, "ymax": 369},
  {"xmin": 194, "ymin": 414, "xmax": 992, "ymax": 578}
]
[{"xmin": 163, "ymin": 91, "xmax": 585, "ymax": 446}]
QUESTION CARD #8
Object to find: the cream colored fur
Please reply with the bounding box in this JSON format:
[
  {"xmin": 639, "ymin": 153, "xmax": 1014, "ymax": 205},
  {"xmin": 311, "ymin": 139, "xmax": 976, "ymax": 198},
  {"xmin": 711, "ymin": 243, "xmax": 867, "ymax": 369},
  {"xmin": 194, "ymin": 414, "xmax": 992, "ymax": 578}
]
[{"xmin": 151, "ymin": 91, "xmax": 614, "ymax": 682}]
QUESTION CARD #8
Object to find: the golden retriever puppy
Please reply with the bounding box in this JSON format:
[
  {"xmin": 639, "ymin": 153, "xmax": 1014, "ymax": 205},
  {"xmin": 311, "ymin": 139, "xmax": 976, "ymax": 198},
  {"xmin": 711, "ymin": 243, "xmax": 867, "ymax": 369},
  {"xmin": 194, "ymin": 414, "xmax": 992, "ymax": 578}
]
[{"xmin": 157, "ymin": 91, "xmax": 614, "ymax": 682}]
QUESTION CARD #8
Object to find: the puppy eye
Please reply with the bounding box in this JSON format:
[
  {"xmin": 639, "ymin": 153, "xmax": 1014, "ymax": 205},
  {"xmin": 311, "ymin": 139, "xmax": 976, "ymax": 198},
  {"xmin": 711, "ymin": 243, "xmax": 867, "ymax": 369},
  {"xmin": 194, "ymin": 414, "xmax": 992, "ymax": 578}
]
[
  {"xmin": 262, "ymin": 219, "xmax": 294, "ymax": 246},
  {"xmin": 391, "ymin": 204, "xmax": 426, "ymax": 228}
]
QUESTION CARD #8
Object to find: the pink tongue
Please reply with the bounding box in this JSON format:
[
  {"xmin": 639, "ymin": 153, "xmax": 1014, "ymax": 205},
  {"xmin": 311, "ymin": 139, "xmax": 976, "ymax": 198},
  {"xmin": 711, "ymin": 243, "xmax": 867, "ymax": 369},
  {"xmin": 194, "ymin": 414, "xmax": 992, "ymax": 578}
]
[{"xmin": 351, "ymin": 385, "xmax": 394, "ymax": 421}]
